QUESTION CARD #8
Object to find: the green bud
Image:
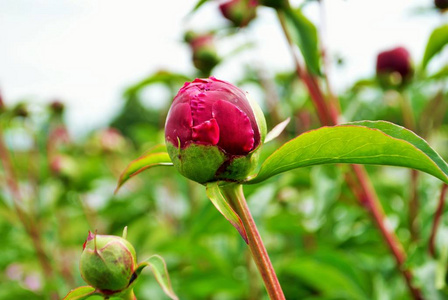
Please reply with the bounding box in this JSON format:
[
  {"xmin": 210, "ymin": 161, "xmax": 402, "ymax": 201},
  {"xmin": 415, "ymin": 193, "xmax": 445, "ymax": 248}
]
[{"xmin": 79, "ymin": 231, "xmax": 137, "ymax": 294}]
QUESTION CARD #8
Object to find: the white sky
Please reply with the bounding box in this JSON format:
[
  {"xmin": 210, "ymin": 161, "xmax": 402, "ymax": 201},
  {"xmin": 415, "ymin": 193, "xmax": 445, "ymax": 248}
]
[{"xmin": 0, "ymin": 0, "xmax": 443, "ymax": 135}]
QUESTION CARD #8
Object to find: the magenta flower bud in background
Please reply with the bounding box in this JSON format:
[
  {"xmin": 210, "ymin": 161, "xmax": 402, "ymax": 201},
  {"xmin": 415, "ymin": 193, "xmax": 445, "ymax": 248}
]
[
  {"xmin": 219, "ymin": 0, "xmax": 258, "ymax": 27},
  {"xmin": 79, "ymin": 231, "xmax": 137, "ymax": 295},
  {"xmin": 184, "ymin": 31, "xmax": 220, "ymax": 76},
  {"xmin": 376, "ymin": 47, "xmax": 413, "ymax": 87},
  {"xmin": 165, "ymin": 77, "xmax": 266, "ymax": 183},
  {"xmin": 435, "ymin": 0, "xmax": 448, "ymax": 10}
]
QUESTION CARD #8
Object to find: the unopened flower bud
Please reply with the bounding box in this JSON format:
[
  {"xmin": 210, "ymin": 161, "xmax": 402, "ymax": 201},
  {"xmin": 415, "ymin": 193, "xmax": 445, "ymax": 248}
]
[
  {"xmin": 185, "ymin": 32, "xmax": 220, "ymax": 75},
  {"xmin": 219, "ymin": 0, "xmax": 258, "ymax": 27},
  {"xmin": 12, "ymin": 103, "xmax": 28, "ymax": 118},
  {"xmin": 165, "ymin": 77, "xmax": 266, "ymax": 183},
  {"xmin": 435, "ymin": 0, "xmax": 448, "ymax": 10},
  {"xmin": 79, "ymin": 232, "xmax": 137, "ymax": 294},
  {"xmin": 376, "ymin": 47, "xmax": 413, "ymax": 88},
  {"xmin": 50, "ymin": 100, "xmax": 65, "ymax": 115}
]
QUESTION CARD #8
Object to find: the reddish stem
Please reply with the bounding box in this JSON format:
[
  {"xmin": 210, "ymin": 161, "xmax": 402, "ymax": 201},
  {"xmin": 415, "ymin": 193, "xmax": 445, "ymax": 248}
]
[
  {"xmin": 222, "ymin": 184, "xmax": 285, "ymax": 300},
  {"xmin": 429, "ymin": 184, "xmax": 448, "ymax": 257},
  {"xmin": 277, "ymin": 9, "xmax": 423, "ymax": 299},
  {"xmin": 0, "ymin": 128, "xmax": 58, "ymax": 299}
]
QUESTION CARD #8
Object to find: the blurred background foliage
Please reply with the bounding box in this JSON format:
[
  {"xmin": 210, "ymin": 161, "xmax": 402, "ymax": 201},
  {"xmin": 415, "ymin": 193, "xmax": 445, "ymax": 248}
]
[{"xmin": 0, "ymin": 0, "xmax": 448, "ymax": 299}]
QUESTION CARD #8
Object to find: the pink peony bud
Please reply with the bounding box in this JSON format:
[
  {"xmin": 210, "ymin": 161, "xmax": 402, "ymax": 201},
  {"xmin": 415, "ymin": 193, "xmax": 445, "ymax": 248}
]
[
  {"xmin": 219, "ymin": 0, "xmax": 258, "ymax": 27},
  {"xmin": 376, "ymin": 47, "xmax": 413, "ymax": 87},
  {"xmin": 165, "ymin": 77, "xmax": 266, "ymax": 183},
  {"xmin": 185, "ymin": 32, "xmax": 220, "ymax": 76},
  {"xmin": 79, "ymin": 231, "xmax": 137, "ymax": 295},
  {"xmin": 435, "ymin": 0, "xmax": 448, "ymax": 10}
]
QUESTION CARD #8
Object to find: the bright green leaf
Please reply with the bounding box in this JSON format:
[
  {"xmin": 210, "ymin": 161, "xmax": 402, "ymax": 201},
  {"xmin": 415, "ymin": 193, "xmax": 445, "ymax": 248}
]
[
  {"xmin": 137, "ymin": 255, "xmax": 179, "ymax": 300},
  {"xmin": 422, "ymin": 24, "xmax": 448, "ymax": 70},
  {"xmin": 248, "ymin": 121, "xmax": 448, "ymax": 184},
  {"xmin": 206, "ymin": 182, "xmax": 248, "ymax": 243},
  {"xmin": 115, "ymin": 144, "xmax": 173, "ymax": 194},
  {"xmin": 62, "ymin": 286, "xmax": 97, "ymax": 300},
  {"xmin": 284, "ymin": 7, "xmax": 321, "ymax": 75}
]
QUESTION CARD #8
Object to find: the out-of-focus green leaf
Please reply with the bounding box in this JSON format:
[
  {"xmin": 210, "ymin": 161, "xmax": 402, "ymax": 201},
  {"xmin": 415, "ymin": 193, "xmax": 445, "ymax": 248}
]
[
  {"xmin": 284, "ymin": 8, "xmax": 321, "ymax": 75},
  {"xmin": 248, "ymin": 121, "xmax": 448, "ymax": 184},
  {"xmin": 283, "ymin": 255, "xmax": 369, "ymax": 299},
  {"xmin": 187, "ymin": 0, "xmax": 210, "ymax": 16},
  {"xmin": 136, "ymin": 255, "xmax": 179, "ymax": 300},
  {"xmin": 62, "ymin": 286, "xmax": 97, "ymax": 300},
  {"xmin": 206, "ymin": 182, "xmax": 248, "ymax": 243},
  {"xmin": 124, "ymin": 71, "xmax": 190, "ymax": 97},
  {"xmin": 422, "ymin": 24, "xmax": 448, "ymax": 70},
  {"xmin": 115, "ymin": 144, "xmax": 173, "ymax": 193}
]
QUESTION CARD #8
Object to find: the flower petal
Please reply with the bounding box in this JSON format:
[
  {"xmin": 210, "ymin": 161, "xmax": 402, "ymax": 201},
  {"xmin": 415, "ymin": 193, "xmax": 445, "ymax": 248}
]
[
  {"xmin": 213, "ymin": 100, "xmax": 254, "ymax": 155},
  {"xmin": 192, "ymin": 118, "xmax": 220, "ymax": 145},
  {"xmin": 165, "ymin": 102, "xmax": 192, "ymax": 148}
]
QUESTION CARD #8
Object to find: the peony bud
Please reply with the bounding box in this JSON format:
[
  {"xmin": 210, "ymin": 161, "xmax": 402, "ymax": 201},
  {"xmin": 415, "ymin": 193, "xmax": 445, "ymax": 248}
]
[
  {"xmin": 165, "ymin": 77, "xmax": 266, "ymax": 183},
  {"xmin": 49, "ymin": 100, "xmax": 65, "ymax": 115},
  {"xmin": 79, "ymin": 231, "xmax": 137, "ymax": 295},
  {"xmin": 185, "ymin": 31, "xmax": 220, "ymax": 75},
  {"xmin": 435, "ymin": 0, "xmax": 448, "ymax": 10},
  {"xmin": 219, "ymin": 0, "xmax": 258, "ymax": 27},
  {"xmin": 376, "ymin": 47, "xmax": 413, "ymax": 88}
]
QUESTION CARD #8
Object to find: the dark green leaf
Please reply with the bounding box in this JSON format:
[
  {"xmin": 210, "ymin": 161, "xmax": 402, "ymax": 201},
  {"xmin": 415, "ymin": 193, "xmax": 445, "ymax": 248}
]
[
  {"xmin": 115, "ymin": 144, "xmax": 173, "ymax": 194},
  {"xmin": 248, "ymin": 121, "xmax": 448, "ymax": 184},
  {"xmin": 422, "ymin": 24, "xmax": 448, "ymax": 70},
  {"xmin": 284, "ymin": 8, "xmax": 321, "ymax": 75}
]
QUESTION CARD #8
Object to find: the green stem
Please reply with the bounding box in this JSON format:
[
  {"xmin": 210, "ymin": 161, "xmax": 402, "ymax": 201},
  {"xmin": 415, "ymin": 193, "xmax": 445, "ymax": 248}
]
[{"xmin": 221, "ymin": 184, "xmax": 285, "ymax": 300}]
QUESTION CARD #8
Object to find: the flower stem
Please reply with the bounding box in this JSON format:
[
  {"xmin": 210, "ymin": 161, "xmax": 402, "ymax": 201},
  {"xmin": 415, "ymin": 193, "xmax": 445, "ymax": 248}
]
[
  {"xmin": 276, "ymin": 6, "xmax": 423, "ymax": 299},
  {"xmin": 0, "ymin": 128, "xmax": 58, "ymax": 299},
  {"xmin": 221, "ymin": 184, "xmax": 285, "ymax": 300}
]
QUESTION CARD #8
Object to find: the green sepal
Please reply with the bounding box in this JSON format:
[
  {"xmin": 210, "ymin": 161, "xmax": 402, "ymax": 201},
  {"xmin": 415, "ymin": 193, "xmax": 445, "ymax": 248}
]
[
  {"xmin": 167, "ymin": 143, "xmax": 226, "ymax": 183},
  {"xmin": 216, "ymin": 151, "xmax": 259, "ymax": 182},
  {"xmin": 206, "ymin": 182, "xmax": 248, "ymax": 243},
  {"xmin": 246, "ymin": 93, "xmax": 267, "ymax": 143}
]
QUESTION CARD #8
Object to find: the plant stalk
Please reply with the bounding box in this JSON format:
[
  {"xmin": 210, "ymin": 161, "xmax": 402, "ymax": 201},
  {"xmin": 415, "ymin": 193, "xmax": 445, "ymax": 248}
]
[
  {"xmin": 222, "ymin": 184, "xmax": 285, "ymax": 300},
  {"xmin": 429, "ymin": 184, "xmax": 448, "ymax": 257},
  {"xmin": 0, "ymin": 128, "xmax": 58, "ymax": 299},
  {"xmin": 276, "ymin": 8, "xmax": 423, "ymax": 299}
]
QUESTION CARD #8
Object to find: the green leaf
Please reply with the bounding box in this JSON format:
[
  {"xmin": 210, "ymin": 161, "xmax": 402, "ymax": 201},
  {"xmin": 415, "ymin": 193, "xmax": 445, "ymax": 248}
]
[
  {"xmin": 284, "ymin": 7, "xmax": 321, "ymax": 75},
  {"xmin": 115, "ymin": 144, "xmax": 173, "ymax": 194},
  {"xmin": 62, "ymin": 286, "xmax": 97, "ymax": 300},
  {"xmin": 136, "ymin": 255, "xmax": 179, "ymax": 300},
  {"xmin": 124, "ymin": 71, "xmax": 189, "ymax": 98},
  {"xmin": 248, "ymin": 121, "xmax": 448, "ymax": 184},
  {"xmin": 422, "ymin": 24, "xmax": 448, "ymax": 70},
  {"xmin": 206, "ymin": 182, "xmax": 248, "ymax": 243}
]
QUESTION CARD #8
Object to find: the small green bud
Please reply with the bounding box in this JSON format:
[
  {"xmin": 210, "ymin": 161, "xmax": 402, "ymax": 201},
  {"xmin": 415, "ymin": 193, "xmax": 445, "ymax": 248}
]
[{"xmin": 79, "ymin": 231, "xmax": 137, "ymax": 294}]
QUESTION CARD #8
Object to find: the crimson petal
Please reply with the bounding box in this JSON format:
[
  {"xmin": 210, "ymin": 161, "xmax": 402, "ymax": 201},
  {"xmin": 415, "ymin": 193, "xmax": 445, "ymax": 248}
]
[{"xmin": 213, "ymin": 100, "xmax": 254, "ymax": 155}]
